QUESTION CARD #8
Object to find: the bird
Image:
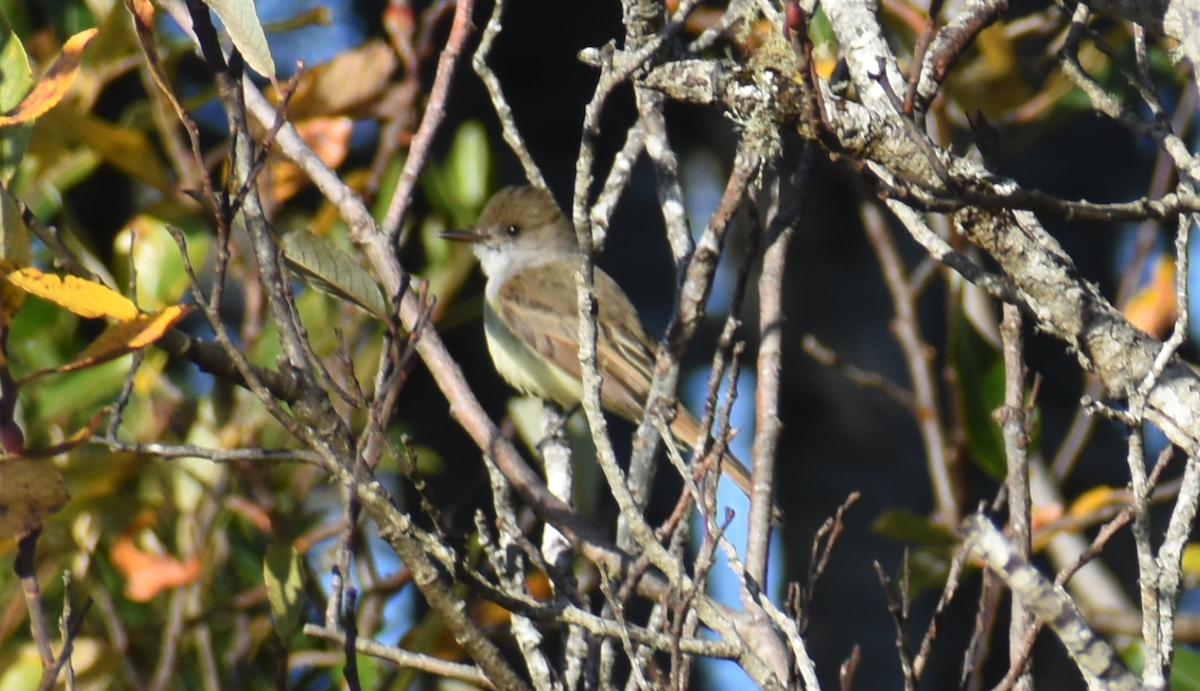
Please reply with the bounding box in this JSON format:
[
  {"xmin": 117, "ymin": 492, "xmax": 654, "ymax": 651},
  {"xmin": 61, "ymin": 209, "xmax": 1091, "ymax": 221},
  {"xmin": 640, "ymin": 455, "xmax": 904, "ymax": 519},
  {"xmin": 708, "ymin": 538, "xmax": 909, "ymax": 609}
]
[{"xmin": 441, "ymin": 185, "xmax": 769, "ymax": 516}]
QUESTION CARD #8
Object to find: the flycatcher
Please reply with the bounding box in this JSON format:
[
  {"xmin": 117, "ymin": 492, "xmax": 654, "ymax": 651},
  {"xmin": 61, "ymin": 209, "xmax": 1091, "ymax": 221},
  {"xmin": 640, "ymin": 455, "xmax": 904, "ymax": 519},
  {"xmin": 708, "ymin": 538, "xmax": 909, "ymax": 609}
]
[{"xmin": 441, "ymin": 185, "xmax": 763, "ymax": 506}]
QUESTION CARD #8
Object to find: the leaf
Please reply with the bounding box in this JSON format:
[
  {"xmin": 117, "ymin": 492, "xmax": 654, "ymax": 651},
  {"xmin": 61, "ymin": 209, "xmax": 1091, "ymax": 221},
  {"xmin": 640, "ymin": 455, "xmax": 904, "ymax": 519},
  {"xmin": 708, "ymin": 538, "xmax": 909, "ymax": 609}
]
[
  {"xmin": 110, "ymin": 534, "xmax": 203, "ymax": 601},
  {"xmin": 948, "ymin": 275, "xmax": 1049, "ymax": 481},
  {"xmin": 872, "ymin": 509, "xmax": 957, "ymax": 548},
  {"xmin": 4, "ymin": 266, "xmax": 138, "ymax": 320},
  {"xmin": 1183, "ymin": 543, "xmax": 1200, "ymax": 588},
  {"xmin": 124, "ymin": 0, "xmax": 189, "ymax": 125},
  {"xmin": 0, "ymin": 458, "xmax": 69, "ymax": 539},
  {"xmin": 117, "ymin": 214, "xmax": 209, "ymax": 312},
  {"xmin": 264, "ymin": 544, "xmax": 306, "ymax": 638},
  {"xmin": 282, "ymin": 230, "xmax": 389, "ymax": 319},
  {"xmin": 58, "ymin": 305, "xmax": 192, "ymax": 373},
  {"xmin": 268, "ymin": 117, "xmax": 352, "ymax": 202},
  {"xmin": 1172, "ymin": 646, "xmax": 1200, "ymax": 691},
  {"xmin": 905, "ymin": 546, "xmax": 954, "ymax": 596},
  {"xmin": 282, "ymin": 40, "xmax": 397, "ymax": 120},
  {"xmin": 951, "ymin": 304, "xmax": 1006, "ymax": 479},
  {"xmin": 0, "ymin": 646, "xmax": 43, "ymax": 691},
  {"xmin": 1123, "ymin": 254, "xmax": 1177, "ymax": 338},
  {"xmin": 8, "ymin": 408, "xmax": 106, "ymax": 459},
  {"xmin": 1066, "ymin": 485, "xmax": 1124, "ymax": 520},
  {"xmin": 1124, "ymin": 643, "xmax": 1200, "ymax": 691},
  {"xmin": 0, "ymin": 29, "xmax": 98, "ymax": 127},
  {"xmin": 445, "ymin": 121, "xmax": 490, "ymax": 213},
  {"xmin": 1030, "ymin": 502, "xmax": 1063, "ymax": 534},
  {"xmin": 204, "ymin": 0, "xmax": 275, "ymax": 79},
  {"xmin": 0, "ymin": 186, "xmax": 31, "ymax": 321},
  {"xmin": 41, "ymin": 107, "xmax": 171, "ymax": 192},
  {"xmin": 943, "ymin": 24, "xmax": 1032, "ymax": 120},
  {"xmin": 0, "ymin": 9, "xmax": 33, "ymax": 183},
  {"xmin": 422, "ymin": 120, "xmax": 492, "ymax": 228}
]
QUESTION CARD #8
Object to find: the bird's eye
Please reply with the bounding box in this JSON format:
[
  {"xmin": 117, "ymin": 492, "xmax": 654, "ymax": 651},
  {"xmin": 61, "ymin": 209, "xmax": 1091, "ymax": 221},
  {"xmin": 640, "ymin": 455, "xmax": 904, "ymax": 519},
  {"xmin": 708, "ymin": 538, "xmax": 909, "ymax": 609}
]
[{"xmin": 505, "ymin": 224, "xmax": 520, "ymax": 236}]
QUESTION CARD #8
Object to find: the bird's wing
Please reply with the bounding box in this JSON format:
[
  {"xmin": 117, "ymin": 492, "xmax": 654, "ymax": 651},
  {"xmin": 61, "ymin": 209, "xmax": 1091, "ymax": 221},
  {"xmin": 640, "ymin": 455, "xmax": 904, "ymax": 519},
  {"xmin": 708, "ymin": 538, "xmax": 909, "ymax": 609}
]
[
  {"xmin": 492, "ymin": 261, "xmax": 656, "ymax": 421},
  {"xmin": 495, "ymin": 263, "xmax": 782, "ymax": 520}
]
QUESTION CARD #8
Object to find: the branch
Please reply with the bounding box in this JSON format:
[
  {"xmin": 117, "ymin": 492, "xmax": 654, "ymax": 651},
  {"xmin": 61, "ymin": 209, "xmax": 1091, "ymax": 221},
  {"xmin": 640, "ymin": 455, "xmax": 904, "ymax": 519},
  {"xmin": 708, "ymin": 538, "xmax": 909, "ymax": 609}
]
[{"xmin": 961, "ymin": 514, "xmax": 1139, "ymax": 691}]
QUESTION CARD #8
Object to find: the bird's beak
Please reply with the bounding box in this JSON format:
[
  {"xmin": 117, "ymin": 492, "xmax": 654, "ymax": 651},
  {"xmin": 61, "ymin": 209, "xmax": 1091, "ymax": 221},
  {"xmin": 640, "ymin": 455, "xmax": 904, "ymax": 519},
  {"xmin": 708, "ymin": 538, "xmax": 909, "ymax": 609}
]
[{"xmin": 438, "ymin": 228, "xmax": 487, "ymax": 243}]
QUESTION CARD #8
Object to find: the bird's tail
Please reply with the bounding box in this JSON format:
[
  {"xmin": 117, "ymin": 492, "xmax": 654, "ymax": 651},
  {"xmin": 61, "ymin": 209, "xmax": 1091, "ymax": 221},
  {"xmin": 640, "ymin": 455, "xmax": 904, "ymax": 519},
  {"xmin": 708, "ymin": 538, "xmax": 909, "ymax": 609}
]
[{"xmin": 668, "ymin": 409, "xmax": 784, "ymax": 523}]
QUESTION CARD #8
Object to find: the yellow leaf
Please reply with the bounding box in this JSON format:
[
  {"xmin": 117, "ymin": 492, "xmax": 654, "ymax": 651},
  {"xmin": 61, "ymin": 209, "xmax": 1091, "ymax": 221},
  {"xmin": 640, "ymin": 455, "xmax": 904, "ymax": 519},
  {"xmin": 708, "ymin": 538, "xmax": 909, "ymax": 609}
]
[
  {"xmin": 1183, "ymin": 544, "xmax": 1200, "ymax": 587},
  {"xmin": 4, "ymin": 266, "xmax": 138, "ymax": 320},
  {"xmin": 0, "ymin": 29, "xmax": 97, "ymax": 128},
  {"xmin": 943, "ymin": 24, "xmax": 1033, "ymax": 120},
  {"xmin": 38, "ymin": 107, "xmax": 171, "ymax": 193},
  {"xmin": 1067, "ymin": 485, "xmax": 1124, "ymax": 519},
  {"xmin": 65, "ymin": 305, "xmax": 192, "ymax": 371}
]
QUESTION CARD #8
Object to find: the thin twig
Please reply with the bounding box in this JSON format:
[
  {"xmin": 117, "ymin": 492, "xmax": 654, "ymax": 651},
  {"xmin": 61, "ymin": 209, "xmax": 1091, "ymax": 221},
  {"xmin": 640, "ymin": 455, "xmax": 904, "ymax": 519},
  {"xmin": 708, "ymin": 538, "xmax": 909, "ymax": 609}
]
[
  {"xmin": 471, "ymin": 0, "xmax": 547, "ymax": 190},
  {"xmin": 861, "ymin": 201, "xmax": 958, "ymax": 526},
  {"xmin": 380, "ymin": 0, "xmax": 475, "ymax": 242}
]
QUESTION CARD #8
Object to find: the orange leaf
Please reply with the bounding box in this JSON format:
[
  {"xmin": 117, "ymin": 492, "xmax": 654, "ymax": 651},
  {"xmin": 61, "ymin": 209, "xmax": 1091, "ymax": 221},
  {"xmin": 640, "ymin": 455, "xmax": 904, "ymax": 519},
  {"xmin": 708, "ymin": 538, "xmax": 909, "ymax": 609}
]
[
  {"xmin": 62, "ymin": 305, "xmax": 192, "ymax": 372},
  {"xmin": 110, "ymin": 534, "xmax": 202, "ymax": 601},
  {"xmin": 268, "ymin": 117, "xmax": 352, "ymax": 202},
  {"xmin": 1030, "ymin": 502, "xmax": 1063, "ymax": 533},
  {"xmin": 4, "ymin": 266, "xmax": 138, "ymax": 319},
  {"xmin": 0, "ymin": 28, "xmax": 97, "ymax": 127},
  {"xmin": 1123, "ymin": 256, "xmax": 1177, "ymax": 338}
]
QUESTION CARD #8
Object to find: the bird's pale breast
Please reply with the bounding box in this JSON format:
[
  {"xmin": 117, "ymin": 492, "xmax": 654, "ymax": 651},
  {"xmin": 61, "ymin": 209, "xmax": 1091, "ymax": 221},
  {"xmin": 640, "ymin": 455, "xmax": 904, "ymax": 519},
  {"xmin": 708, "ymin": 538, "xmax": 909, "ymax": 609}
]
[{"xmin": 483, "ymin": 299, "xmax": 583, "ymax": 407}]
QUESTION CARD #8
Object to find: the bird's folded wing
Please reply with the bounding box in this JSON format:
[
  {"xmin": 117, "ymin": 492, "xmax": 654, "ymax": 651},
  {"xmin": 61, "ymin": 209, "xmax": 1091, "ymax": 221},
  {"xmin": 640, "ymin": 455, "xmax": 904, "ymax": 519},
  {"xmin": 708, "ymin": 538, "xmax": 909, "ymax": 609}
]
[{"xmin": 493, "ymin": 262, "xmax": 657, "ymax": 422}]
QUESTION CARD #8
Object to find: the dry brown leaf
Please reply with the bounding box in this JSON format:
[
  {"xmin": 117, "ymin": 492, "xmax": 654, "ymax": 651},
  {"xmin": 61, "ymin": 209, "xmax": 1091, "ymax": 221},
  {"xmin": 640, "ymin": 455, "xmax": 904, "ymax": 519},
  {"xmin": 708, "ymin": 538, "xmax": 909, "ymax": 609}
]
[
  {"xmin": 0, "ymin": 459, "xmax": 69, "ymax": 539},
  {"xmin": 281, "ymin": 40, "xmax": 397, "ymax": 120}
]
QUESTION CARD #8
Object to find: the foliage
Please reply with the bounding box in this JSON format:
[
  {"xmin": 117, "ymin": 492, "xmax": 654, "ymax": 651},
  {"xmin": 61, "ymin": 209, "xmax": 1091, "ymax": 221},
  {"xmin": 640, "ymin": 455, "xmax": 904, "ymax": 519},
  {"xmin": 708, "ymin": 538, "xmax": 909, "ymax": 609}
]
[{"xmin": 0, "ymin": 0, "xmax": 1197, "ymax": 690}]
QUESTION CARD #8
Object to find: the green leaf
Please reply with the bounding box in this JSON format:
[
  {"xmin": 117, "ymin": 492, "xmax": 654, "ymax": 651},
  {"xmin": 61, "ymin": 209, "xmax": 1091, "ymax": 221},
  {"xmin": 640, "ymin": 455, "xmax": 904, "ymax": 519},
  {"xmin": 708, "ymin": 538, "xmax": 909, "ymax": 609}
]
[
  {"xmin": 203, "ymin": 0, "xmax": 275, "ymax": 78},
  {"xmin": 1172, "ymin": 646, "xmax": 1200, "ymax": 691},
  {"xmin": 950, "ymin": 302, "xmax": 1005, "ymax": 479},
  {"xmin": 949, "ymin": 296, "xmax": 1042, "ymax": 480},
  {"xmin": 282, "ymin": 229, "xmax": 389, "ymax": 320},
  {"xmin": 906, "ymin": 546, "xmax": 954, "ymax": 596},
  {"xmin": 1124, "ymin": 643, "xmax": 1200, "ymax": 690},
  {"xmin": 422, "ymin": 120, "xmax": 491, "ymax": 228},
  {"xmin": 872, "ymin": 509, "xmax": 957, "ymax": 547},
  {"xmin": 264, "ymin": 544, "xmax": 305, "ymax": 639},
  {"xmin": 445, "ymin": 120, "xmax": 490, "ymax": 213},
  {"xmin": 873, "ymin": 511, "xmax": 958, "ymax": 596},
  {"xmin": 0, "ymin": 7, "xmax": 33, "ymax": 184}
]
